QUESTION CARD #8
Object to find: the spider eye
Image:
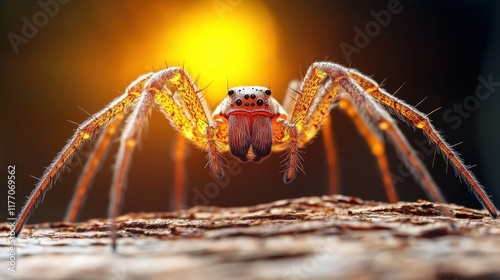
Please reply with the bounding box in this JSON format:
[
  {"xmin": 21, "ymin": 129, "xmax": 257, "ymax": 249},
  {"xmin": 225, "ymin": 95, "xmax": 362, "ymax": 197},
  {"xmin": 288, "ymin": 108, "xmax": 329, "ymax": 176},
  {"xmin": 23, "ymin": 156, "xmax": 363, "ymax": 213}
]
[
  {"xmin": 228, "ymin": 89, "xmax": 235, "ymax": 96},
  {"xmin": 250, "ymin": 94, "xmax": 256, "ymax": 99},
  {"xmin": 265, "ymin": 89, "xmax": 271, "ymax": 95},
  {"xmin": 244, "ymin": 94, "xmax": 249, "ymax": 100},
  {"xmin": 257, "ymin": 99, "xmax": 264, "ymax": 106},
  {"xmin": 236, "ymin": 99, "xmax": 242, "ymax": 106}
]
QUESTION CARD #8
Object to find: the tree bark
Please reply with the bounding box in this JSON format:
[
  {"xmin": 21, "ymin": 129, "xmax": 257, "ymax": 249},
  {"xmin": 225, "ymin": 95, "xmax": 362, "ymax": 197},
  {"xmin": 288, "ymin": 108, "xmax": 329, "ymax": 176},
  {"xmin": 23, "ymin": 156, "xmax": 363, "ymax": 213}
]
[{"xmin": 1, "ymin": 195, "xmax": 499, "ymax": 280}]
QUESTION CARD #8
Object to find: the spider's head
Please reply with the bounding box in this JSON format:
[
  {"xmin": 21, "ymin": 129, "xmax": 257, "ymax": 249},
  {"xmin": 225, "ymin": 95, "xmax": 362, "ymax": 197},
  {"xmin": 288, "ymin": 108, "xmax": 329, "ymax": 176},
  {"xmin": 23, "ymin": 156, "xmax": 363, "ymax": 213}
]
[
  {"xmin": 225, "ymin": 86, "xmax": 273, "ymax": 113},
  {"xmin": 212, "ymin": 85, "xmax": 284, "ymax": 119}
]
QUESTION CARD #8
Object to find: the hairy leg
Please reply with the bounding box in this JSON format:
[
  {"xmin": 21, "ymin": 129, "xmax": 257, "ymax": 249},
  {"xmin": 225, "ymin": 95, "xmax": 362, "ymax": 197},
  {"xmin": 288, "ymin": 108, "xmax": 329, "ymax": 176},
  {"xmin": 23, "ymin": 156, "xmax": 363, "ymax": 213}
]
[
  {"xmin": 321, "ymin": 116, "xmax": 340, "ymax": 195},
  {"xmin": 173, "ymin": 134, "xmax": 186, "ymax": 210},
  {"xmin": 348, "ymin": 70, "xmax": 498, "ymax": 217},
  {"xmin": 65, "ymin": 113, "xmax": 124, "ymax": 222},
  {"xmin": 338, "ymin": 97, "xmax": 397, "ymax": 203},
  {"xmin": 280, "ymin": 71, "xmax": 339, "ymax": 185},
  {"xmin": 109, "ymin": 90, "xmax": 156, "ymax": 250},
  {"xmin": 313, "ymin": 62, "xmax": 455, "ymax": 216},
  {"xmin": 273, "ymin": 120, "xmax": 301, "ymax": 183},
  {"xmin": 153, "ymin": 67, "xmax": 226, "ymax": 178},
  {"xmin": 15, "ymin": 74, "xmax": 151, "ymax": 236}
]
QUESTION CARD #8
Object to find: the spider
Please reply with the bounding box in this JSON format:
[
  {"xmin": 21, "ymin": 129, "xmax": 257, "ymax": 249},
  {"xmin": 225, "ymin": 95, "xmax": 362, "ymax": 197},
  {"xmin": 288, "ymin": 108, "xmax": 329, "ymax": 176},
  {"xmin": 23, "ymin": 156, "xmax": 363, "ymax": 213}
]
[{"xmin": 15, "ymin": 62, "xmax": 498, "ymax": 249}]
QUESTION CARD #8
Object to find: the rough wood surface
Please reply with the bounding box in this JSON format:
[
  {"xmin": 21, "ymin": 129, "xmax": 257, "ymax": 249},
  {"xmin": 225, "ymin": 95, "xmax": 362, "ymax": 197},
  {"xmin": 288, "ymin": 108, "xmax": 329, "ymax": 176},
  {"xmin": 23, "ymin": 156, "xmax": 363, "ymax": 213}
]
[{"xmin": 1, "ymin": 195, "xmax": 500, "ymax": 280}]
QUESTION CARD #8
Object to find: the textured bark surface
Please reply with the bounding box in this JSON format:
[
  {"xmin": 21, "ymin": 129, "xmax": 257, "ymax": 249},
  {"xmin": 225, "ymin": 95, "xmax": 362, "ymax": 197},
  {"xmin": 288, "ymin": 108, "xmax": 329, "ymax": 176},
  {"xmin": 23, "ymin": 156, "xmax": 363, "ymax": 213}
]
[{"xmin": 1, "ymin": 195, "xmax": 500, "ymax": 280}]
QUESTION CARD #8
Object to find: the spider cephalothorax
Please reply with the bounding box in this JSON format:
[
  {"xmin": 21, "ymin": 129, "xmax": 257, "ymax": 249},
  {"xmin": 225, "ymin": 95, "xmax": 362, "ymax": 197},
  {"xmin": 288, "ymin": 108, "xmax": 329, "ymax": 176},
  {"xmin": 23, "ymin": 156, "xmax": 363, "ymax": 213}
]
[{"xmin": 15, "ymin": 62, "xmax": 498, "ymax": 250}]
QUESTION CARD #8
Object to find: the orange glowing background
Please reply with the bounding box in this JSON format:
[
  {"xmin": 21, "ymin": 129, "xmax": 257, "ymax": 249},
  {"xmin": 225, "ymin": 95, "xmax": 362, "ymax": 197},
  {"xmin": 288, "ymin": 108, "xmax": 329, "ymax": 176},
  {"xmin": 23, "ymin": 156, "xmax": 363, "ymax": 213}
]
[
  {"xmin": 158, "ymin": 1, "xmax": 278, "ymax": 104},
  {"xmin": 2, "ymin": 1, "xmax": 499, "ymax": 223},
  {"xmin": 74, "ymin": 1, "xmax": 282, "ymax": 105}
]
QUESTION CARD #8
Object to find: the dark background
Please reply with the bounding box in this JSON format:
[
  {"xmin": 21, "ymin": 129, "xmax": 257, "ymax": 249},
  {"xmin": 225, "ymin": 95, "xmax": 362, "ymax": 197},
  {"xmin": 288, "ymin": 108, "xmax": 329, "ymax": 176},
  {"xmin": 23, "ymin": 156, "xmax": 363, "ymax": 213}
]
[{"xmin": 1, "ymin": 0, "xmax": 499, "ymax": 223}]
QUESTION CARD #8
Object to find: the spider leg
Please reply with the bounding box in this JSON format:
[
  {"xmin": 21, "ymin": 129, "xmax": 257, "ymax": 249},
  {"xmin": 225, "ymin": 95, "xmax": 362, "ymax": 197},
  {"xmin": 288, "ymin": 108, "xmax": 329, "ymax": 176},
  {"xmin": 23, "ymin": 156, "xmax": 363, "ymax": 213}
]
[
  {"xmin": 153, "ymin": 67, "xmax": 226, "ymax": 178},
  {"xmin": 173, "ymin": 134, "xmax": 186, "ymax": 210},
  {"xmin": 308, "ymin": 62, "xmax": 476, "ymax": 218},
  {"xmin": 275, "ymin": 67, "xmax": 339, "ymax": 183},
  {"xmin": 65, "ymin": 113, "xmax": 124, "ymax": 222},
  {"xmin": 290, "ymin": 67, "xmax": 329, "ymax": 134},
  {"xmin": 282, "ymin": 80, "xmax": 301, "ymax": 117},
  {"xmin": 14, "ymin": 74, "xmax": 152, "ymax": 236},
  {"xmin": 348, "ymin": 70, "xmax": 498, "ymax": 218},
  {"xmin": 282, "ymin": 79, "xmax": 339, "ymax": 193},
  {"xmin": 273, "ymin": 121, "xmax": 301, "ymax": 183},
  {"xmin": 205, "ymin": 122, "xmax": 226, "ymax": 177},
  {"xmin": 109, "ymin": 89, "xmax": 156, "ymax": 250},
  {"xmin": 321, "ymin": 116, "xmax": 340, "ymax": 195},
  {"xmin": 287, "ymin": 69, "xmax": 395, "ymax": 201},
  {"xmin": 337, "ymin": 97, "xmax": 397, "ymax": 203},
  {"xmin": 291, "ymin": 62, "xmax": 455, "ymax": 216}
]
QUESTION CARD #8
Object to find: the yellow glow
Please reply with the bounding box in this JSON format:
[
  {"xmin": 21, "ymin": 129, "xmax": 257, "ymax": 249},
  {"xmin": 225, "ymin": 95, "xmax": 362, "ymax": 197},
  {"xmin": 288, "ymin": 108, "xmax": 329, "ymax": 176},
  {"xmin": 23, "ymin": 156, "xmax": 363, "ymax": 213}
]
[
  {"xmin": 416, "ymin": 121, "xmax": 426, "ymax": 129},
  {"xmin": 160, "ymin": 1, "xmax": 278, "ymax": 106},
  {"xmin": 371, "ymin": 143, "xmax": 384, "ymax": 156},
  {"xmin": 338, "ymin": 99, "xmax": 349, "ymax": 110},
  {"xmin": 81, "ymin": 132, "xmax": 91, "ymax": 139},
  {"xmin": 126, "ymin": 139, "xmax": 136, "ymax": 148},
  {"xmin": 379, "ymin": 121, "xmax": 391, "ymax": 130}
]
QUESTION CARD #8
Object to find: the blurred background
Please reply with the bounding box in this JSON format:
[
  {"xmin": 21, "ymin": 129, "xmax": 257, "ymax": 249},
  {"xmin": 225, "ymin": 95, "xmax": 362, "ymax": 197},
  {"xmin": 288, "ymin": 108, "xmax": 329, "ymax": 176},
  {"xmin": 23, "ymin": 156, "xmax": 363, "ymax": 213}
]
[{"xmin": 1, "ymin": 0, "xmax": 499, "ymax": 223}]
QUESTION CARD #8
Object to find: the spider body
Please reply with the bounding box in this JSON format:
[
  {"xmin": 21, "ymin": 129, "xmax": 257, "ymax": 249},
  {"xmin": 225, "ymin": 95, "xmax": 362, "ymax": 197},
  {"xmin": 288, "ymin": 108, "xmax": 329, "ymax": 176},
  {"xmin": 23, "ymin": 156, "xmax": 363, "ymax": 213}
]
[
  {"xmin": 213, "ymin": 86, "xmax": 285, "ymax": 162},
  {"xmin": 15, "ymin": 62, "xmax": 498, "ymax": 250}
]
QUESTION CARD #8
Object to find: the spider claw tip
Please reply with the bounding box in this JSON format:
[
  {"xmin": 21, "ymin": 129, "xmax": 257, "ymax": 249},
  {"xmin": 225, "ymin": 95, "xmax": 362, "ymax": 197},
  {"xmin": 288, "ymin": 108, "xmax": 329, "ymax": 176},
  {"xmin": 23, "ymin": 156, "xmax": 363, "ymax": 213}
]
[
  {"xmin": 214, "ymin": 171, "xmax": 225, "ymax": 179},
  {"xmin": 283, "ymin": 174, "xmax": 296, "ymax": 184}
]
